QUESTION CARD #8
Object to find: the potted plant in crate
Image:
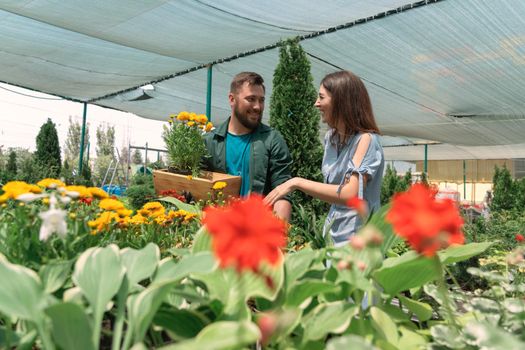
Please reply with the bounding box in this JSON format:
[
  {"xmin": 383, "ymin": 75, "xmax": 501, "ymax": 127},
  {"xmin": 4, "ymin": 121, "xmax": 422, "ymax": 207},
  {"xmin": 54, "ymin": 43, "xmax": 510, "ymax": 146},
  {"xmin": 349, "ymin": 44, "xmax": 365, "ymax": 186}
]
[{"xmin": 153, "ymin": 112, "xmax": 241, "ymax": 201}]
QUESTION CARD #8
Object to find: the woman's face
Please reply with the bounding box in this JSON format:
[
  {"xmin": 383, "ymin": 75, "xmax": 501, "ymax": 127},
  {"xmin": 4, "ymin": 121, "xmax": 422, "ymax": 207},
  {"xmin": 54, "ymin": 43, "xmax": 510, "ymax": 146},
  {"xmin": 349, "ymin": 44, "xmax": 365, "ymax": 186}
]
[{"xmin": 315, "ymin": 84, "xmax": 333, "ymax": 125}]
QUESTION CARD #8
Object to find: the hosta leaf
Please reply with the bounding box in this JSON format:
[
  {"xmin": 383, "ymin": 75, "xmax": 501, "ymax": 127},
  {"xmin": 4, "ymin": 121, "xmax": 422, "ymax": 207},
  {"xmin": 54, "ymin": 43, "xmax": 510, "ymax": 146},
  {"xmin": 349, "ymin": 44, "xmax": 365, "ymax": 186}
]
[
  {"xmin": 45, "ymin": 302, "xmax": 95, "ymax": 350},
  {"xmin": 39, "ymin": 260, "xmax": 73, "ymax": 294},
  {"xmin": 302, "ymin": 302, "xmax": 358, "ymax": 341},
  {"xmin": 120, "ymin": 243, "xmax": 160, "ymax": 286}
]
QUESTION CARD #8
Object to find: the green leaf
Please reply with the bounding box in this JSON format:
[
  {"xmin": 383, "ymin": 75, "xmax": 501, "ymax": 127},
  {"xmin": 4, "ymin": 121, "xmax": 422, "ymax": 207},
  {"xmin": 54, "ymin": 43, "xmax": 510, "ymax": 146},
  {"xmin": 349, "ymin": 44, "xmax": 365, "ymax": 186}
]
[
  {"xmin": 39, "ymin": 260, "xmax": 73, "ymax": 294},
  {"xmin": 285, "ymin": 279, "xmax": 337, "ymax": 308},
  {"xmin": 464, "ymin": 321, "xmax": 525, "ymax": 349},
  {"xmin": 158, "ymin": 196, "xmax": 200, "ymax": 214},
  {"xmin": 398, "ymin": 326, "xmax": 427, "ymax": 349},
  {"xmin": 191, "ymin": 227, "xmax": 212, "ymax": 253},
  {"xmin": 72, "ymin": 245, "xmax": 125, "ymax": 319},
  {"xmin": 373, "ymin": 251, "xmax": 440, "ymax": 295},
  {"xmin": 120, "ymin": 243, "xmax": 160, "ymax": 286},
  {"xmin": 284, "ymin": 248, "xmax": 321, "ymax": 288},
  {"xmin": 398, "ymin": 295, "xmax": 433, "ymax": 322},
  {"xmin": 438, "ymin": 242, "xmax": 493, "ymax": 265},
  {"xmin": 0, "ymin": 253, "xmax": 45, "ymax": 320},
  {"xmin": 302, "ymin": 302, "xmax": 358, "ymax": 341},
  {"xmin": 327, "ymin": 335, "xmax": 379, "ymax": 350},
  {"xmin": 154, "ymin": 308, "xmax": 208, "ymax": 339},
  {"xmin": 430, "ymin": 324, "xmax": 464, "ymax": 349},
  {"xmin": 45, "ymin": 302, "xmax": 95, "ymax": 350},
  {"xmin": 127, "ymin": 281, "xmax": 179, "ymax": 344},
  {"xmin": 366, "ymin": 203, "xmax": 399, "ymax": 255},
  {"xmin": 157, "ymin": 321, "xmax": 259, "ymax": 350},
  {"xmin": 153, "ymin": 252, "xmax": 216, "ymax": 284},
  {"xmin": 370, "ymin": 306, "xmax": 399, "ymax": 346}
]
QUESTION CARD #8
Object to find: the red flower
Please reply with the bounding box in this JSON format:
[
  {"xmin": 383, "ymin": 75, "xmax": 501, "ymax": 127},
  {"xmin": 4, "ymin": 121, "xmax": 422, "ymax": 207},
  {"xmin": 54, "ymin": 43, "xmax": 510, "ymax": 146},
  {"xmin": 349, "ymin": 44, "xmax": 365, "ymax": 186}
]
[
  {"xmin": 346, "ymin": 197, "xmax": 368, "ymax": 218},
  {"xmin": 386, "ymin": 183, "xmax": 464, "ymax": 257},
  {"xmin": 79, "ymin": 197, "xmax": 93, "ymax": 205},
  {"xmin": 203, "ymin": 195, "xmax": 287, "ymax": 272},
  {"xmin": 516, "ymin": 234, "xmax": 525, "ymax": 242}
]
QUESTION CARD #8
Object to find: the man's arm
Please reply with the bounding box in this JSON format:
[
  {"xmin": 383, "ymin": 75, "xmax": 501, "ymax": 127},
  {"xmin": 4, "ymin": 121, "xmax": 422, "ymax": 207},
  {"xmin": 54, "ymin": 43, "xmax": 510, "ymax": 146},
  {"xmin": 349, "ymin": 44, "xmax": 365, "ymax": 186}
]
[{"xmin": 268, "ymin": 131, "xmax": 293, "ymax": 221}]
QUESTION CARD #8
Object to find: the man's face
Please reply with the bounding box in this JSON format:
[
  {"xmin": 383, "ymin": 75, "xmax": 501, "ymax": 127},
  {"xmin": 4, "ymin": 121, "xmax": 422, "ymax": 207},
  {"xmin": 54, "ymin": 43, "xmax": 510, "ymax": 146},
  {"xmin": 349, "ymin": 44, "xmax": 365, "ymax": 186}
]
[{"xmin": 229, "ymin": 82, "xmax": 265, "ymax": 130}]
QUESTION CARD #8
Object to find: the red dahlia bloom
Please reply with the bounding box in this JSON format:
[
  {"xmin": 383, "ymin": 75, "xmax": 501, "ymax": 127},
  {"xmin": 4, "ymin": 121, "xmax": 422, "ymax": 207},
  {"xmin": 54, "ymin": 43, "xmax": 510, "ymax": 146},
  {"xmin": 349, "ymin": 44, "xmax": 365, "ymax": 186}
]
[
  {"xmin": 516, "ymin": 234, "xmax": 525, "ymax": 242},
  {"xmin": 386, "ymin": 183, "xmax": 464, "ymax": 257},
  {"xmin": 203, "ymin": 195, "xmax": 287, "ymax": 272},
  {"xmin": 346, "ymin": 197, "xmax": 368, "ymax": 218}
]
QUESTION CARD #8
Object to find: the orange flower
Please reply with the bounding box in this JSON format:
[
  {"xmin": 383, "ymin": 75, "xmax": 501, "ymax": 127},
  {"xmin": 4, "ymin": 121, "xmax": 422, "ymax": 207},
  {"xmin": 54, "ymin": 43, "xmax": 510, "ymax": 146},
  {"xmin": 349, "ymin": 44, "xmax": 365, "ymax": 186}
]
[
  {"xmin": 203, "ymin": 195, "xmax": 287, "ymax": 272},
  {"xmin": 386, "ymin": 183, "xmax": 464, "ymax": 257},
  {"xmin": 346, "ymin": 197, "xmax": 368, "ymax": 218}
]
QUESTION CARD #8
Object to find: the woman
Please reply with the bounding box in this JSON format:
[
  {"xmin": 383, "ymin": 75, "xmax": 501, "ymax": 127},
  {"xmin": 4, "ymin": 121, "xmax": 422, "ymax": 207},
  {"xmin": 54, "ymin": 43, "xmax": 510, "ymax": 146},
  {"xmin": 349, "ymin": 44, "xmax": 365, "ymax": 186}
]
[{"xmin": 264, "ymin": 70, "xmax": 384, "ymax": 246}]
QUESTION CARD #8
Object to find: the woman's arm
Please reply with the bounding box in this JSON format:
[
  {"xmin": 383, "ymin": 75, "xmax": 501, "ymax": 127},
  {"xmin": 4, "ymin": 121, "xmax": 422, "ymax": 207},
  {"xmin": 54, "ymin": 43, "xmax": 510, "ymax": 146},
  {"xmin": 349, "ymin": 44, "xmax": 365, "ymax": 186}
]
[{"xmin": 264, "ymin": 134, "xmax": 371, "ymax": 206}]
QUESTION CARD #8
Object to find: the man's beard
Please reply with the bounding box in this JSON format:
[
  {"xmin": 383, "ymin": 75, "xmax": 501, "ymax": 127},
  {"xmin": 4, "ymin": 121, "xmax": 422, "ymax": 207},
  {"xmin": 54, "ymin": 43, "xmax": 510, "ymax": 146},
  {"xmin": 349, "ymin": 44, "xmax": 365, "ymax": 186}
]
[{"xmin": 234, "ymin": 103, "xmax": 262, "ymax": 130}]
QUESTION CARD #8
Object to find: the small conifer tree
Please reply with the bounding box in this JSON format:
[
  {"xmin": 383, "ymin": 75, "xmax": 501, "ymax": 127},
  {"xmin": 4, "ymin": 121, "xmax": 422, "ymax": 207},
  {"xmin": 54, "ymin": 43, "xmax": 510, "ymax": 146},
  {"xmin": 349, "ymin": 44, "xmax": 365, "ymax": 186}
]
[
  {"xmin": 35, "ymin": 118, "xmax": 61, "ymax": 177},
  {"xmin": 491, "ymin": 165, "xmax": 514, "ymax": 212}
]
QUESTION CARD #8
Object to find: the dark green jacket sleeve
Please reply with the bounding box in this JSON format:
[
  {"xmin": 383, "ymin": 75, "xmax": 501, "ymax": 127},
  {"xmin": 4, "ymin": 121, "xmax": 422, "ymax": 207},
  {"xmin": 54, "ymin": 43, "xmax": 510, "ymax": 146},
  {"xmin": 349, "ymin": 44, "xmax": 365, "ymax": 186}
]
[{"xmin": 268, "ymin": 130, "xmax": 293, "ymax": 201}]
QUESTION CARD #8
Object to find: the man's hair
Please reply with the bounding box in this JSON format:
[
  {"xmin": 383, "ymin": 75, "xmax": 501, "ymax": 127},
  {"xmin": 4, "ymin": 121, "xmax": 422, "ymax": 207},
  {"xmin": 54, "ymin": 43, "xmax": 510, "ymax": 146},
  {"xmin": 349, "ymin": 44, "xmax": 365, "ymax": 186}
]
[
  {"xmin": 230, "ymin": 72, "xmax": 265, "ymax": 93},
  {"xmin": 321, "ymin": 70, "xmax": 380, "ymax": 136}
]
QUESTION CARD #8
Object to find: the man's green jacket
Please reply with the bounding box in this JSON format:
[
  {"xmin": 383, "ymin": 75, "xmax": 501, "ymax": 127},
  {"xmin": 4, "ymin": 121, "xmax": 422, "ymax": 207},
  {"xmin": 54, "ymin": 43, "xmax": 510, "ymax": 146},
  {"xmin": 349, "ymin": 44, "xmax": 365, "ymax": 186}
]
[{"xmin": 203, "ymin": 118, "xmax": 292, "ymax": 197}]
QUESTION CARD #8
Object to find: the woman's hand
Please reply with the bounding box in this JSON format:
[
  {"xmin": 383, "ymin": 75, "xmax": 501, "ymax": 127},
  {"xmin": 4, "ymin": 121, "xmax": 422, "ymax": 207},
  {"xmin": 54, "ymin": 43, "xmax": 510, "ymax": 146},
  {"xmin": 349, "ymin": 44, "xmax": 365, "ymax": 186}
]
[{"xmin": 264, "ymin": 178, "xmax": 299, "ymax": 206}]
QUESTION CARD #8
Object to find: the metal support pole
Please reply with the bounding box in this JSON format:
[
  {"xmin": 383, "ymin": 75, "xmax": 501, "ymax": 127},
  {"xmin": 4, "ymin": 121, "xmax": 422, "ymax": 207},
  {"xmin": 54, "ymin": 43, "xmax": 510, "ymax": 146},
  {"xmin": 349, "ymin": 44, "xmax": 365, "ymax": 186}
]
[
  {"xmin": 206, "ymin": 64, "xmax": 213, "ymax": 121},
  {"xmin": 144, "ymin": 142, "xmax": 148, "ymax": 175},
  {"xmin": 423, "ymin": 144, "xmax": 428, "ymax": 176},
  {"xmin": 463, "ymin": 160, "xmax": 467, "ymax": 200},
  {"xmin": 78, "ymin": 103, "xmax": 88, "ymax": 173}
]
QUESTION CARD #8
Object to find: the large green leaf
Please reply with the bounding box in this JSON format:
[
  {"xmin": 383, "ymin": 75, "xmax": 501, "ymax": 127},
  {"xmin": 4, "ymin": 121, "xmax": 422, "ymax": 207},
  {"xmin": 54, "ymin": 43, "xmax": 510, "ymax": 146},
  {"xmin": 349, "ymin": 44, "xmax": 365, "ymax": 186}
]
[
  {"xmin": 127, "ymin": 280, "xmax": 179, "ymax": 344},
  {"xmin": 153, "ymin": 252, "xmax": 216, "ymax": 284},
  {"xmin": 398, "ymin": 295, "xmax": 433, "ymax": 322},
  {"xmin": 438, "ymin": 242, "xmax": 493, "ymax": 265},
  {"xmin": 370, "ymin": 306, "xmax": 399, "ymax": 346},
  {"xmin": 0, "ymin": 254, "xmax": 45, "ymax": 320},
  {"xmin": 373, "ymin": 251, "xmax": 440, "ymax": 295},
  {"xmin": 120, "ymin": 243, "xmax": 160, "ymax": 286},
  {"xmin": 191, "ymin": 227, "xmax": 212, "ymax": 253},
  {"xmin": 39, "ymin": 260, "xmax": 73, "ymax": 294},
  {"xmin": 153, "ymin": 308, "xmax": 208, "ymax": 340},
  {"xmin": 72, "ymin": 245, "xmax": 125, "ymax": 316},
  {"xmin": 158, "ymin": 321, "xmax": 260, "ymax": 350},
  {"xmin": 398, "ymin": 326, "xmax": 427, "ymax": 349},
  {"xmin": 284, "ymin": 248, "xmax": 322, "ymax": 290},
  {"xmin": 45, "ymin": 302, "xmax": 95, "ymax": 350},
  {"xmin": 464, "ymin": 321, "xmax": 525, "ymax": 349},
  {"xmin": 158, "ymin": 196, "xmax": 200, "ymax": 214},
  {"xmin": 285, "ymin": 279, "xmax": 337, "ymax": 308},
  {"xmin": 302, "ymin": 302, "xmax": 358, "ymax": 341},
  {"xmin": 327, "ymin": 335, "xmax": 379, "ymax": 350}
]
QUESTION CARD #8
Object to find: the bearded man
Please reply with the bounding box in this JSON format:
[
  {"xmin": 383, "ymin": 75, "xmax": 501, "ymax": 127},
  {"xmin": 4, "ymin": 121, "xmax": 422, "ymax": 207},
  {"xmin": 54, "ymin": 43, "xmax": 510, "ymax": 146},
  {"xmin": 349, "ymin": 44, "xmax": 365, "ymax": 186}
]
[{"xmin": 203, "ymin": 72, "xmax": 292, "ymax": 220}]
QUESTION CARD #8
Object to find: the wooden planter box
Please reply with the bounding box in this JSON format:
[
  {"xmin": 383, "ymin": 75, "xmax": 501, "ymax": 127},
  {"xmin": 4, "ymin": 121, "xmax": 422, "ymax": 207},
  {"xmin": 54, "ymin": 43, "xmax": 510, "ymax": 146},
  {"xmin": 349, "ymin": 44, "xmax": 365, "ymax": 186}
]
[{"xmin": 153, "ymin": 169, "xmax": 241, "ymax": 201}]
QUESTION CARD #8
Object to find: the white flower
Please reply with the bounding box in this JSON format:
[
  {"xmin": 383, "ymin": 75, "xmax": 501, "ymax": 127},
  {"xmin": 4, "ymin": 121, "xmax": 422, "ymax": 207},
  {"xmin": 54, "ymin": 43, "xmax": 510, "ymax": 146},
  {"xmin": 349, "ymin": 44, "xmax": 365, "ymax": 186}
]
[
  {"xmin": 59, "ymin": 196, "xmax": 72, "ymax": 205},
  {"xmin": 65, "ymin": 191, "xmax": 80, "ymax": 199},
  {"xmin": 38, "ymin": 205, "xmax": 68, "ymax": 241},
  {"xmin": 16, "ymin": 193, "xmax": 47, "ymax": 203}
]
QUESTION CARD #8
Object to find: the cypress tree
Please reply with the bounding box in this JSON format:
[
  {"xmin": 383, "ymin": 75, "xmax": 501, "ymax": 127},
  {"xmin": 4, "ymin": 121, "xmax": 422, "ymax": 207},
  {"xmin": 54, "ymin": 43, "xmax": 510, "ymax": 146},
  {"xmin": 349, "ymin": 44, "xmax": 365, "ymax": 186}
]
[
  {"xmin": 35, "ymin": 118, "xmax": 61, "ymax": 177},
  {"xmin": 269, "ymin": 38, "xmax": 324, "ymax": 211},
  {"xmin": 491, "ymin": 165, "xmax": 514, "ymax": 212}
]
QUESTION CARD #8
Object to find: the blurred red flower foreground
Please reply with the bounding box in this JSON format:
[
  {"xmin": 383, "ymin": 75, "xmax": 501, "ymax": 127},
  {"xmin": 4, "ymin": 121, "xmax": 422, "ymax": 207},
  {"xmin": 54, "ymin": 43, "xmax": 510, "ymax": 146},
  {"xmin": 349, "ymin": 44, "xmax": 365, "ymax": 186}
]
[
  {"xmin": 386, "ymin": 183, "xmax": 465, "ymax": 257},
  {"xmin": 203, "ymin": 195, "xmax": 287, "ymax": 272}
]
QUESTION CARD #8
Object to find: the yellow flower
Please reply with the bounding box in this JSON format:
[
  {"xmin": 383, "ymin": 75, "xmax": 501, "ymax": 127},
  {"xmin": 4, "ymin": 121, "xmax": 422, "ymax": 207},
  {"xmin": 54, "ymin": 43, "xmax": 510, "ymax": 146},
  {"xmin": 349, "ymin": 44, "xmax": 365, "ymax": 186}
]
[
  {"xmin": 187, "ymin": 121, "xmax": 196, "ymax": 127},
  {"xmin": 183, "ymin": 212, "xmax": 198, "ymax": 223},
  {"xmin": 197, "ymin": 114, "xmax": 208, "ymax": 124},
  {"xmin": 18, "ymin": 202, "xmax": 25, "ymax": 207},
  {"xmin": 205, "ymin": 122, "xmax": 214, "ymax": 132},
  {"xmin": 42, "ymin": 197, "xmax": 50, "ymax": 205},
  {"xmin": 117, "ymin": 208, "xmax": 133, "ymax": 217},
  {"xmin": 64, "ymin": 185, "xmax": 91, "ymax": 198},
  {"xmin": 69, "ymin": 213, "xmax": 77, "ymax": 219},
  {"xmin": 129, "ymin": 214, "xmax": 148, "ymax": 225},
  {"xmin": 186, "ymin": 175, "xmax": 193, "ymax": 180},
  {"xmin": 88, "ymin": 187, "xmax": 109, "ymax": 199},
  {"xmin": 99, "ymin": 198, "xmax": 125, "ymax": 211},
  {"xmin": 2, "ymin": 181, "xmax": 42, "ymax": 200},
  {"xmin": 37, "ymin": 178, "xmax": 66, "ymax": 189},
  {"xmin": 138, "ymin": 201, "xmax": 165, "ymax": 218},
  {"xmin": 1, "ymin": 203, "xmax": 6, "ymax": 208},
  {"xmin": 189, "ymin": 112, "xmax": 197, "ymax": 121},
  {"xmin": 176, "ymin": 111, "xmax": 190, "ymax": 121},
  {"xmin": 212, "ymin": 181, "xmax": 227, "ymax": 190},
  {"xmin": 0, "ymin": 194, "xmax": 9, "ymax": 204},
  {"xmin": 88, "ymin": 211, "xmax": 119, "ymax": 234}
]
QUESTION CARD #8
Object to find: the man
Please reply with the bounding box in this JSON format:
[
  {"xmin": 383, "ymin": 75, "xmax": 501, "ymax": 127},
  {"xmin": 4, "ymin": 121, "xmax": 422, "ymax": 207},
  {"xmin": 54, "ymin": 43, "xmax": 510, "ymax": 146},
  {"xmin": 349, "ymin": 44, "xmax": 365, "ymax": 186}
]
[{"xmin": 203, "ymin": 72, "xmax": 292, "ymax": 220}]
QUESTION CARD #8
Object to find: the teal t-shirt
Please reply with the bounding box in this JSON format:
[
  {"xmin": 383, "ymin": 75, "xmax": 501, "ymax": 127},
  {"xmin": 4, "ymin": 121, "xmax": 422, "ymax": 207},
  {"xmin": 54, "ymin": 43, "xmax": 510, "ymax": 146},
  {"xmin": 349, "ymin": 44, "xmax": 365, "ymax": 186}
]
[{"xmin": 226, "ymin": 132, "xmax": 252, "ymax": 196}]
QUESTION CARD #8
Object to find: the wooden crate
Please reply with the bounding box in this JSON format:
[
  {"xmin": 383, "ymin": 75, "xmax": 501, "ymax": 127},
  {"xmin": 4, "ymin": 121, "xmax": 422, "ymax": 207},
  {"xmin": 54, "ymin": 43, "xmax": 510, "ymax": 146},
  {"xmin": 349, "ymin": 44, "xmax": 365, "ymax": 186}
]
[{"xmin": 153, "ymin": 169, "xmax": 241, "ymax": 201}]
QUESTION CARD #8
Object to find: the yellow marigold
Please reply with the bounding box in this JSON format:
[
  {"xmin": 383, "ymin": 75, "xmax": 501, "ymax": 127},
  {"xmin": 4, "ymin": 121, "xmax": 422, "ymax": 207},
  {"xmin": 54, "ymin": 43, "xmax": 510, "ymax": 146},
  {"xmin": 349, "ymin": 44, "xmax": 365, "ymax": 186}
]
[
  {"xmin": 64, "ymin": 185, "xmax": 91, "ymax": 198},
  {"xmin": 42, "ymin": 197, "xmax": 50, "ymax": 205},
  {"xmin": 183, "ymin": 212, "xmax": 198, "ymax": 223},
  {"xmin": 205, "ymin": 122, "xmax": 214, "ymax": 132},
  {"xmin": 37, "ymin": 178, "xmax": 66, "ymax": 189},
  {"xmin": 186, "ymin": 175, "xmax": 193, "ymax": 180},
  {"xmin": 88, "ymin": 211, "xmax": 119, "ymax": 234},
  {"xmin": 197, "ymin": 114, "xmax": 208, "ymax": 124},
  {"xmin": 99, "ymin": 198, "xmax": 126, "ymax": 211},
  {"xmin": 69, "ymin": 213, "xmax": 77, "ymax": 219},
  {"xmin": 154, "ymin": 214, "xmax": 168, "ymax": 225},
  {"xmin": 142, "ymin": 201, "xmax": 164, "ymax": 211},
  {"xmin": 212, "ymin": 181, "xmax": 227, "ymax": 190},
  {"xmin": 187, "ymin": 121, "xmax": 196, "ymax": 127},
  {"xmin": 88, "ymin": 187, "xmax": 109, "ymax": 199},
  {"xmin": 129, "ymin": 214, "xmax": 148, "ymax": 225},
  {"xmin": 118, "ymin": 216, "xmax": 131, "ymax": 227},
  {"xmin": 176, "ymin": 111, "xmax": 190, "ymax": 121},
  {"xmin": 0, "ymin": 194, "xmax": 9, "ymax": 204},
  {"xmin": 189, "ymin": 112, "xmax": 197, "ymax": 121},
  {"xmin": 168, "ymin": 209, "xmax": 187, "ymax": 219},
  {"xmin": 2, "ymin": 181, "xmax": 42, "ymax": 199},
  {"xmin": 117, "ymin": 208, "xmax": 133, "ymax": 217}
]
